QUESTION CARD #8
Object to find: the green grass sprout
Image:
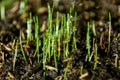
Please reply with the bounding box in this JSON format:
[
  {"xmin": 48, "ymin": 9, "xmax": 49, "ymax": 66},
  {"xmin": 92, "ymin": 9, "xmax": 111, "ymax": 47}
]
[
  {"xmin": 93, "ymin": 43, "xmax": 98, "ymax": 70},
  {"xmin": 72, "ymin": 12, "xmax": 77, "ymax": 50},
  {"xmin": 33, "ymin": 16, "xmax": 41, "ymax": 63},
  {"xmin": 42, "ymin": 35, "xmax": 48, "ymax": 70},
  {"xmin": 20, "ymin": 30, "xmax": 26, "ymax": 62},
  {"xmin": 52, "ymin": 35, "xmax": 58, "ymax": 71},
  {"xmin": 27, "ymin": 13, "xmax": 33, "ymax": 42},
  {"xmin": 86, "ymin": 22, "xmax": 91, "ymax": 61}
]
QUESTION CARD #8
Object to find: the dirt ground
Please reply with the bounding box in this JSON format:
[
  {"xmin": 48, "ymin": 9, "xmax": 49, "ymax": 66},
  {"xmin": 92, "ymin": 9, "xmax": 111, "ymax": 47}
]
[{"xmin": 0, "ymin": 0, "xmax": 120, "ymax": 80}]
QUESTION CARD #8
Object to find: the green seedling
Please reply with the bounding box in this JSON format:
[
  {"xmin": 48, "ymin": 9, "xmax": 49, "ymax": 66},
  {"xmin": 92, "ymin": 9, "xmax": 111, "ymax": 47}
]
[
  {"xmin": 27, "ymin": 13, "xmax": 33, "ymax": 42},
  {"xmin": 86, "ymin": 22, "xmax": 91, "ymax": 61},
  {"xmin": 33, "ymin": 16, "xmax": 41, "ymax": 63},
  {"xmin": 63, "ymin": 14, "xmax": 69, "ymax": 58},
  {"xmin": 72, "ymin": 12, "xmax": 77, "ymax": 50},
  {"xmin": 42, "ymin": 36, "xmax": 47, "ymax": 70},
  {"xmin": 33, "ymin": 16, "xmax": 39, "ymax": 48},
  {"xmin": 34, "ymin": 16, "xmax": 39, "ymax": 40},
  {"xmin": 42, "ymin": 32, "xmax": 51, "ymax": 70},
  {"xmin": 48, "ymin": 3, "xmax": 54, "ymax": 34},
  {"xmin": 70, "ymin": 2, "xmax": 75, "ymax": 15},
  {"xmin": 92, "ymin": 21, "xmax": 98, "ymax": 70},
  {"xmin": 42, "ymin": 4, "xmax": 53, "ymax": 69},
  {"xmin": 52, "ymin": 35, "xmax": 58, "ymax": 71},
  {"xmin": 93, "ymin": 43, "xmax": 98, "ymax": 70},
  {"xmin": 66, "ymin": 14, "xmax": 70, "ymax": 41},
  {"xmin": 57, "ymin": 34, "xmax": 61, "ymax": 60},
  {"xmin": 55, "ymin": 12, "xmax": 59, "ymax": 36},
  {"xmin": 20, "ymin": 30, "xmax": 26, "ymax": 62}
]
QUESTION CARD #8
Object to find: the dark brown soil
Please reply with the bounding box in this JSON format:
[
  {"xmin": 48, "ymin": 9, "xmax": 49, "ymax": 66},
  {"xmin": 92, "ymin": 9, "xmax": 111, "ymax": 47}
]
[{"xmin": 0, "ymin": 0, "xmax": 120, "ymax": 80}]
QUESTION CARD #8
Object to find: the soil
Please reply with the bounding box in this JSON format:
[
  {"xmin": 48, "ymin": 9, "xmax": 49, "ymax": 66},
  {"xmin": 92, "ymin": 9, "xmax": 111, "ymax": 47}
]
[{"xmin": 0, "ymin": 0, "xmax": 120, "ymax": 80}]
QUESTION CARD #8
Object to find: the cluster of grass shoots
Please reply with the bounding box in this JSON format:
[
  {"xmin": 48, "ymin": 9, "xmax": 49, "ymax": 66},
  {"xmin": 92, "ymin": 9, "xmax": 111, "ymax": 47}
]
[
  {"xmin": 1, "ymin": 0, "xmax": 120, "ymax": 79},
  {"xmin": 85, "ymin": 12, "xmax": 112, "ymax": 69},
  {"xmin": 10, "ymin": 1, "xmax": 100, "ymax": 77},
  {"xmin": 17, "ymin": 3, "xmax": 77, "ymax": 77},
  {"xmin": 2, "ymin": 0, "xmax": 115, "ymax": 79},
  {"xmin": 85, "ymin": 21, "xmax": 98, "ymax": 69},
  {"xmin": 86, "ymin": 21, "xmax": 98, "ymax": 70},
  {"xmin": 42, "ymin": 4, "xmax": 77, "ymax": 73},
  {"xmin": 1, "ymin": 0, "xmax": 114, "ymax": 77}
]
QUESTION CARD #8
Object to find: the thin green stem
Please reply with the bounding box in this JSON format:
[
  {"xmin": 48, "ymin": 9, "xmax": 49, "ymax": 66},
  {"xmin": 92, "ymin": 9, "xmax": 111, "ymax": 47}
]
[
  {"xmin": 86, "ymin": 22, "xmax": 91, "ymax": 61},
  {"xmin": 20, "ymin": 30, "xmax": 26, "ymax": 61}
]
